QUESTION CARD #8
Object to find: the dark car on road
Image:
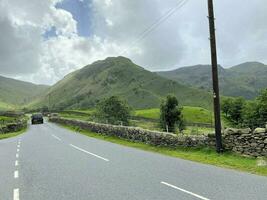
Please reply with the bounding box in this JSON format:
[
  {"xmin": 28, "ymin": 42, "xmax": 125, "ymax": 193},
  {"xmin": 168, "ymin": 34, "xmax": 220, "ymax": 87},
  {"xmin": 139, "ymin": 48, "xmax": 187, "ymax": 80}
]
[{"xmin": 31, "ymin": 113, "xmax": 44, "ymax": 124}]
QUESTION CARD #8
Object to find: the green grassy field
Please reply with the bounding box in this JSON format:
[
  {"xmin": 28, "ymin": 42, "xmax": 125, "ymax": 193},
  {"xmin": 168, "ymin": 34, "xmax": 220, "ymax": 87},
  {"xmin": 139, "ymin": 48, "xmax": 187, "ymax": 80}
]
[
  {"xmin": 134, "ymin": 106, "xmax": 213, "ymax": 124},
  {"xmin": 0, "ymin": 116, "xmax": 15, "ymax": 121},
  {"xmin": 0, "ymin": 101, "xmax": 14, "ymax": 111},
  {"xmin": 60, "ymin": 123, "xmax": 267, "ymax": 176},
  {"xmin": 59, "ymin": 106, "xmax": 215, "ymax": 135}
]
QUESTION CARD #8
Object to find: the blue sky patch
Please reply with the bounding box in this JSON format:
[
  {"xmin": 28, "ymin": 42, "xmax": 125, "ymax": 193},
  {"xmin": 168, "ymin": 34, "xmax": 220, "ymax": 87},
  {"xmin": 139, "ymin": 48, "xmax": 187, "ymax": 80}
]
[
  {"xmin": 55, "ymin": 0, "xmax": 93, "ymax": 37},
  {"xmin": 43, "ymin": 26, "xmax": 57, "ymax": 39}
]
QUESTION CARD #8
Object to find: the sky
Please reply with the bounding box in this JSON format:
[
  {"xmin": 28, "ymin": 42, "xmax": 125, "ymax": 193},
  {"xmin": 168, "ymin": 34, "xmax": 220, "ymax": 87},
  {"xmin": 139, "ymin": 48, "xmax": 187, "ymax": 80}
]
[{"xmin": 0, "ymin": 0, "xmax": 266, "ymax": 85}]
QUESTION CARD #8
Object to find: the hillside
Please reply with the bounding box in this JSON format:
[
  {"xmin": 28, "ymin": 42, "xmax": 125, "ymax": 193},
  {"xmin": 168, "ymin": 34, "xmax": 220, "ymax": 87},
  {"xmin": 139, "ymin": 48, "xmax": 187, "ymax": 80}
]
[
  {"xmin": 31, "ymin": 57, "xmax": 213, "ymax": 110},
  {"xmin": 0, "ymin": 75, "xmax": 49, "ymax": 108},
  {"xmin": 157, "ymin": 62, "xmax": 267, "ymax": 99}
]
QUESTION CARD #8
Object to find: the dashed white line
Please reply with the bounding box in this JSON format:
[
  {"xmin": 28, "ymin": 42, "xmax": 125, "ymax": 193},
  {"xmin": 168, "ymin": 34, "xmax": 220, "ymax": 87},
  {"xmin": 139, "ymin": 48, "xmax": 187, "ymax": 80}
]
[
  {"xmin": 14, "ymin": 170, "xmax": 19, "ymax": 179},
  {"xmin": 52, "ymin": 134, "xmax": 62, "ymax": 141},
  {"xmin": 161, "ymin": 181, "xmax": 210, "ymax": 200},
  {"xmin": 17, "ymin": 149, "xmax": 20, "ymax": 152},
  {"xmin": 69, "ymin": 144, "xmax": 109, "ymax": 162},
  {"xmin": 17, "ymin": 145, "xmax": 20, "ymax": 148},
  {"xmin": 16, "ymin": 153, "xmax": 19, "ymax": 158},
  {"xmin": 15, "ymin": 160, "xmax": 19, "ymax": 166},
  {"xmin": 13, "ymin": 188, "xmax": 19, "ymax": 200}
]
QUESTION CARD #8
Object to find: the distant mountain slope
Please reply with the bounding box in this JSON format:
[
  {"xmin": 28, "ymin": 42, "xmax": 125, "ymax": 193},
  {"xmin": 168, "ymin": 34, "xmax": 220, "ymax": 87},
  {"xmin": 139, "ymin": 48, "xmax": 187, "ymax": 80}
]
[
  {"xmin": 157, "ymin": 62, "xmax": 267, "ymax": 99},
  {"xmin": 0, "ymin": 75, "xmax": 49, "ymax": 106},
  {"xmin": 31, "ymin": 57, "xmax": 213, "ymax": 110}
]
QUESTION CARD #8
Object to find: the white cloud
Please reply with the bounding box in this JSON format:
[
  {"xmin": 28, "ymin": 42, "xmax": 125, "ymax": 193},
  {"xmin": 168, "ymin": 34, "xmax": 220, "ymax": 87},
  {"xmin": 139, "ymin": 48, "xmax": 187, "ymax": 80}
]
[{"xmin": 0, "ymin": 0, "xmax": 266, "ymax": 85}]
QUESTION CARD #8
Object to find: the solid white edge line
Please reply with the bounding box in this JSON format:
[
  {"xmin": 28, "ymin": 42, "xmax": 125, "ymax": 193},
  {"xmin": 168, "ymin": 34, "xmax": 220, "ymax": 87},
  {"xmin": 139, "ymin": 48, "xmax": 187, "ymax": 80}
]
[
  {"xmin": 14, "ymin": 170, "xmax": 19, "ymax": 179},
  {"xmin": 70, "ymin": 144, "xmax": 109, "ymax": 162},
  {"xmin": 52, "ymin": 134, "xmax": 62, "ymax": 141},
  {"xmin": 161, "ymin": 181, "xmax": 210, "ymax": 200},
  {"xmin": 13, "ymin": 188, "xmax": 19, "ymax": 200},
  {"xmin": 15, "ymin": 160, "xmax": 18, "ymax": 166}
]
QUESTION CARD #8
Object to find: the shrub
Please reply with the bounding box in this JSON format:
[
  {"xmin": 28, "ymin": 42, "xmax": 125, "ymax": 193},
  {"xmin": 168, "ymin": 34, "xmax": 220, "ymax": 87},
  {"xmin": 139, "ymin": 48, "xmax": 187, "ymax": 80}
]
[
  {"xmin": 160, "ymin": 95, "xmax": 184, "ymax": 133},
  {"xmin": 95, "ymin": 96, "xmax": 131, "ymax": 125}
]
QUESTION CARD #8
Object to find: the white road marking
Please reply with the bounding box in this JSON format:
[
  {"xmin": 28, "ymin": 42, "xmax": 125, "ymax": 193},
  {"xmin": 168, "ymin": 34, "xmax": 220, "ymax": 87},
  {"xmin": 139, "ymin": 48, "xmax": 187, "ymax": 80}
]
[
  {"xmin": 15, "ymin": 160, "xmax": 19, "ymax": 166},
  {"xmin": 70, "ymin": 144, "xmax": 109, "ymax": 162},
  {"xmin": 161, "ymin": 181, "xmax": 210, "ymax": 200},
  {"xmin": 52, "ymin": 134, "xmax": 62, "ymax": 141},
  {"xmin": 16, "ymin": 153, "xmax": 19, "ymax": 158},
  {"xmin": 17, "ymin": 145, "xmax": 20, "ymax": 148},
  {"xmin": 17, "ymin": 149, "xmax": 20, "ymax": 152},
  {"xmin": 13, "ymin": 188, "xmax": 19, "ymax": 200},
  {"xmin": 14, "ymin": 170, "xmax": 19, "ymax": 179}
]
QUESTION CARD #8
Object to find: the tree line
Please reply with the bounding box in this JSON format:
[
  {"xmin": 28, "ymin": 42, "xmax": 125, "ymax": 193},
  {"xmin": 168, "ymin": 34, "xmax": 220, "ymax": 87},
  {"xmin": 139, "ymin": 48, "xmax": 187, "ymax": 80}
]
[{"xmin": 221, "ymin": 89, "xmax": 267, "ymax": 129}]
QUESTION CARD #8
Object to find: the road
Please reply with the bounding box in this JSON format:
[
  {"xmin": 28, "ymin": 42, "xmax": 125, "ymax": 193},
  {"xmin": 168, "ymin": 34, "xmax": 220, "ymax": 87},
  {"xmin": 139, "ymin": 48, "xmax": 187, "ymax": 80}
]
[{"xmin": 0, "ymin": 121, "xmax": 267, "ymax": 200}]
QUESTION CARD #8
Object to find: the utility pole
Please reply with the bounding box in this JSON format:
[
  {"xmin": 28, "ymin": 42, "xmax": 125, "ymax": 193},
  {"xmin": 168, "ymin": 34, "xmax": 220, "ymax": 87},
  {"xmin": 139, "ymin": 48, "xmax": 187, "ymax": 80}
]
[
  {"xmin": 207, "ymin": 0, "xmax": 223, "ymax": 153},
  {"xmin": 48, "ymin": 93, "xmax": 51, "ymax": 112}
]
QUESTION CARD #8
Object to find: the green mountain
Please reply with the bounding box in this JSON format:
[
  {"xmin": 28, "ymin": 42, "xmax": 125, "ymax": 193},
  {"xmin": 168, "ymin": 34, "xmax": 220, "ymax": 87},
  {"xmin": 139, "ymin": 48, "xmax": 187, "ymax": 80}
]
[
  {"xmin": 0, "ymin": 75, "xmax": 49, "ymax": 109},
  {"xmin": 157, "ymin": 62, "xmax": 267, "ymax": 99},
  {"xmin": 30, "ymin": 56, "xmax": 213, "ymax": 110}
]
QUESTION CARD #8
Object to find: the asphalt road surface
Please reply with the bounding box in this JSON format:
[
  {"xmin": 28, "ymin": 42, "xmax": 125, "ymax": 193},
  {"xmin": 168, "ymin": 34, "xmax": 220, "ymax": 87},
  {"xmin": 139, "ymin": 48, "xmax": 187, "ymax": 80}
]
[{"xmin": 0, "ymin": 121, "xmax": 267, "ymax": 200}]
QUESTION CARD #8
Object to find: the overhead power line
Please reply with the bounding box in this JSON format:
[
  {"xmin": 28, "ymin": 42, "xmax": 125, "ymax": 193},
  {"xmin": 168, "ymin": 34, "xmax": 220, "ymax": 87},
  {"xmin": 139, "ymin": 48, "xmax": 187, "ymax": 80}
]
[{"xmin": 120, "ymin": 0, "xmax": 190, "ymax": 55}]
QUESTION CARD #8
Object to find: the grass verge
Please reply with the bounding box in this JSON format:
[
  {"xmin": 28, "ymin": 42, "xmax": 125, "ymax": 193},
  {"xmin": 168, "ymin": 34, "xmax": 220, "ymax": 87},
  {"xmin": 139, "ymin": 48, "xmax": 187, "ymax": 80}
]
[
  {"xmin": 58, "ymin": 123, "xmax": 267, "ymax": 176},
  {"xmin": 0, "ymin": 128, "xmax": 26, "ymax": 140}
]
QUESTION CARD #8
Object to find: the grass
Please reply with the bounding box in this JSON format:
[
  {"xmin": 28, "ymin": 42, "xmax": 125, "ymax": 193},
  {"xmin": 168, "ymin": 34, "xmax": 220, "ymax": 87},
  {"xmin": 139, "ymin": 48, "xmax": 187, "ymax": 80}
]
[
  {"xmin": 134, "ymin": 106, "xmax": 213, "ymax": 124},
  {"xmin": 59, "ymin": 113, "xmax": 91, "ymax": 121},
  {"xmin": 0, "ymin": 116, "xmax": 15, "ymax": 121},
  {"xmin": 134, "ymin": 108, "xmax": 159, "ymax": 119},
  {"xmin": 59, "ymin": 123, "xmax": 267, "ymax": 176},
  {"xmin": 59, "ymin": 107, "xmax": 215, "ymax": 135},
  {"xmin": 0, "ymin": 101, "xmax": 14, "ymax": 111},
  {"xmin": 0, "ymin": 128, "xmax": 26, "ymax": 140}
]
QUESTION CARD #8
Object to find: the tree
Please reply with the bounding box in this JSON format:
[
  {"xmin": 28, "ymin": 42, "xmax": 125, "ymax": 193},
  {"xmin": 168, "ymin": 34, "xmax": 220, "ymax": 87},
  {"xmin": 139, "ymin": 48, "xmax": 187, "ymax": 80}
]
[
  {"xmin": 257, "ymin": 89, "xmax": 267, "ymax": 126},
  {"xmin": 95, "ymin": 96, "xmax": 131, "ymax": 125},
  {"xmin": 242, "ymin": 101, "xmax": 260, "ymax": 129},
  {"xmin": 221, "ymin": 98, "xmax": 232, "ymax": 117},
  {"xmin": 243, "ymin": 89, "xmax": 267, "ymax": 128},
  {"xmin": 221, "ymin": 97, "xmax": 245, "ymax": 126},
  {"xmin": 160, "ymin": 95, "xmax": 184, "ymax": 133}
]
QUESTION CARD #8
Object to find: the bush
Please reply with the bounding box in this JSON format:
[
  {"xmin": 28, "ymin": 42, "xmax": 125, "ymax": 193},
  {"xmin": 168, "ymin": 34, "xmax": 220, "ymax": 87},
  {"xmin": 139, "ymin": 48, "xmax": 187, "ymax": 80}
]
[
  {"xmin": 221, "ymin": 97, "xmax": 245, "ymax": 126},
  {"xmin": 243, "ymin": 89, "xmax": 267, "ymax": 128},
  {"xmin": 95, "ymin": 96, "xmax": 131, "ymax": 125},
  {"xmin": 160, "ymin": 95, "xmax": 184, "ymax": 133},
  {"xmin": 222, "ymin": 89, "xmax": 267, "ymax": 129}
]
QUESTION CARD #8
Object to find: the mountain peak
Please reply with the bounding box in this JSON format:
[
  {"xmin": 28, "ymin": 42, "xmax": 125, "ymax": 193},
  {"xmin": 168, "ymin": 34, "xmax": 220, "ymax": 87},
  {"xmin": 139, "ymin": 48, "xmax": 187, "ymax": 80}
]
[{"xmin": 104, "ymin": 56, "xmax": 133, "ymax": 63}]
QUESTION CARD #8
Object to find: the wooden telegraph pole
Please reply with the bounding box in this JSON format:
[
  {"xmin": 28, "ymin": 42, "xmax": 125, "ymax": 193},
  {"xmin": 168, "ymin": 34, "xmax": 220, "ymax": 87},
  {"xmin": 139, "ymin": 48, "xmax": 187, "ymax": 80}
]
[{"xmin": 207, "ymin": 0, "xmax": 223, "ymax": 153}]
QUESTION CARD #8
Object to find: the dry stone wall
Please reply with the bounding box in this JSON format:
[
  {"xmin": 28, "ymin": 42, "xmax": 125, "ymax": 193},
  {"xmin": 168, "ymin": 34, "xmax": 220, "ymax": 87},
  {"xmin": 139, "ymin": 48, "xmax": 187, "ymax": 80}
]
[
  {"xmin": 49, "ymin": 117, "xmax": 213, "ymax": 148},
  {"xmin": 50, "ymin": 117, "xmax": 267, "ymax": 157},
  {"xmin": 223, "ymin": 128, "xmax": 267, "ymax": 157},
  {"xmin": 0, "ymin": 120, "xmax": 27, "ymax": 134}
]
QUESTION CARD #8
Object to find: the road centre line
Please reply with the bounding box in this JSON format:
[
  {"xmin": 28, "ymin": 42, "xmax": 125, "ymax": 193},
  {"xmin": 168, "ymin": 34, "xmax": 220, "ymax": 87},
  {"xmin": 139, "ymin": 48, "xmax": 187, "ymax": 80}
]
[
  {"xmin": 15, "ymin": 160, "xmax": 18, "ymax": 166},
  {"xmin": 69, "ymin": 144, "xmax": 109, "ymax": 162},
  {"xmin": 161, "ymin": 181, "xmax": 210, "ymax": 200},
  {"xmin": 14, "ymin": 170, "xmax": 19, "ymax": 179},
  {"xmin": 52, "ymin": 134, "xmax": 62, "ymax": 141},
  {"xmin": 16, "ymin": 153, "xmax": 19, "ymax": 158},
  {"xmin": 17, "ymin": 149, "xmax": 20, "ymax": 152},
  {"xmin": 13, "ymin": 188, "xmax": 19, "ymax": 200}
]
